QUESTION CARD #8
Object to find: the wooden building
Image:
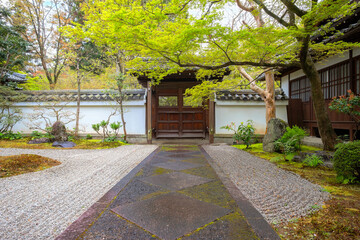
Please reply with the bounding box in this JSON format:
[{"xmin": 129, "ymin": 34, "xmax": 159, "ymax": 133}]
[{"xmin": 282, "ymin": 9, "xmax": 360, "ymax": 140}]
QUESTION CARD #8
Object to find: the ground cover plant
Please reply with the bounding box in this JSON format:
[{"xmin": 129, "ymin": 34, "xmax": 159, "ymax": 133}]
[
  {"xmin": 234, "ymin": 143, "xmax": 360, "ymax": 239},
  {"xmin": 0, "ymin": 154, "xmax": 61, "ymax": 178},
  {"xmin": 0, "ymin": 137, "xmax": 125, "ymax": 149}
]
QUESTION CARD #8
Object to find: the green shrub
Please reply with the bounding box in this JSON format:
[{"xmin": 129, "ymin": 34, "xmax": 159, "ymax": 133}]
[
  {"xmin": 30, "ymin": 130, "xmax": 53, "ymax": 140},
  {"xmin": 0, "ymin": 131, "xmax": 23, "ymax": 140},
  {"xmin": 332, "ymin": 141, "xmax": 360, "ymax": 184},
  {"xmin": 303, "ymin": 154, "xmax": 323, "ymax": 167},
  {"xmin": 221, "ymin": 120, "xmax": 255, "ymax": 148},
  {"xmin": 92, "ymin": 120, "xmax": 122, "ymax": 141},
  {"xmin": 86, "ymin": 134, "xmax": 93, "ymax": 139},
  {"xmin": 275, "ymin": 126, "xmax": 307, "ymax": 154}
]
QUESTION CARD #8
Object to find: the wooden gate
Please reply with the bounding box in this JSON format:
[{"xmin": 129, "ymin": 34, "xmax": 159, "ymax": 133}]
[{"xmin": 155, "ymin": 89, "xmax": 206, "ymax": 138}]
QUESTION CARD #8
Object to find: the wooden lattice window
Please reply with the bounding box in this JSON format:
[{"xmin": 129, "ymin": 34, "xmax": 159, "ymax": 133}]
[
  {"xmin": 324, "ymin": 61, "xmax": 351, "ymax": 98},
  {"xmin": 355, "ymin": 57, "xmax": 360, "ymax": 94},
  {"xmin": 290, "ymin": 59, "xmax": 353, "ymax": 101},
  {"xmin": 290, "ymin": 76, "xmax": 311, "ymax": 102}
]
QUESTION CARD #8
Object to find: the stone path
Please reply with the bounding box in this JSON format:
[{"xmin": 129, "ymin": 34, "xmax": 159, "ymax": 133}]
[{"xmin": 56, "ymin": 145, "xmax": 279, "ymax": 240}]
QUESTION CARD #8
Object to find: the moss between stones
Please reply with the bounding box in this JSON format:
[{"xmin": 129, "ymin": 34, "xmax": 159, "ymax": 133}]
[
  {"xmin": 178, "ymin": 180, "xmax": 238, "ymax": 210},
  {"xmin": 135, "ymin": 169, "xmax": 144, "ymax": 177},
  {"xmin": 179, "ymin": 212, "xmax": 259, "ymax": 240},
  {"xmin": 141, "ymin": 190, "xmax": 171, "ymax": 201},
  {"xmin": 161, "ymin": 145, "xmax": 198, "ymax": 151},
  {"xmin": 152, "ymin": 167, "xmax": 173, "ymax": 176},
  {"xmin": 181, "ymin": 165, "xmax": 219, "ymax": 180},
  {"xmin": 181, "ymin": 157, "xmax": 207, "ymax": 165}
]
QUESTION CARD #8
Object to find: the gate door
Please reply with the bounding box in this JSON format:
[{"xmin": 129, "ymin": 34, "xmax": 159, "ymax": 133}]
[{"xmin": 156, "ymin": 89, "xmax": 205, "ymax": 138}]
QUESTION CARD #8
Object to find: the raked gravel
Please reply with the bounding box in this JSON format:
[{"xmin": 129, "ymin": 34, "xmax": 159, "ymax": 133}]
[
  {"xmin": 0, "ymin": 145, "xmax": 157, "ymax": 240},
  {"xmin": 203, "ymin": 144, "xmax": 331, "ymax": 224}
]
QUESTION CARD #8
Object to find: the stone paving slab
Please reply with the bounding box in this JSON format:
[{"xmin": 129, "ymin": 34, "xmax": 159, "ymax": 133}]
[
  {"xmin": 151, "ymin": 161, "xmax": 203, "ymax": 171},
  {"xmin": 112, "ymin": 192, "xmax": 231, "ymax": 240},
  {"xmin": 140, "ymin": 172, "xmax": 213, "ymax": 191},
  {"xmin": 56, "ymin": 145, "xmax": 278, "ymax": 240}
]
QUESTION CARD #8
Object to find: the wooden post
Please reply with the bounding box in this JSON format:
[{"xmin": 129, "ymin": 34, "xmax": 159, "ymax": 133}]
[
  {"xmin": 209, "ymin": 98, "xmax": 215, "ymax": 144},
  {"xmin": 147, "ymin": 81, "xmax": 152, "ymax": 144}
]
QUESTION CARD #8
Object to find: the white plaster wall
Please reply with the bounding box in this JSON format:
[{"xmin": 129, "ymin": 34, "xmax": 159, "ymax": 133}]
[
  {"xmin": 281, "ymin": 76, "xmax": 290, "ymax": 96},
  {"xmin": 11, "ymin": 100, "xmax": 146, "ymax": 136},
  {"xmin": 215, "ymin": 100, "xmax": 288, "ymax": 135}
]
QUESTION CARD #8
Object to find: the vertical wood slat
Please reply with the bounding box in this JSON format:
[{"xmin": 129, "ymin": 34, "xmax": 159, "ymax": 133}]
[
  {"xmin": 147, "ymin": 81, "xmax": 152, "ymax": 144},
  {"xmin": 209, "ymin": 99, "xmax": 215, "ymax": 143}
]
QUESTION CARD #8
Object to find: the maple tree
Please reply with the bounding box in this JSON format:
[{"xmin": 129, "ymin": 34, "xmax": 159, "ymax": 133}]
[
  {"xmin": 9, "ymin": 0, "xmax": 72, "ymax": 89},
  {"xmin": 76, "ymin": 0, "xmax": 359, "ymax": 149}
]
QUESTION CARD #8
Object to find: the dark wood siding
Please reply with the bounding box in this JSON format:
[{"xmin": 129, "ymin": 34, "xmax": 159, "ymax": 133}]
[{"xmin": 288, "ymin": 54, "xmax": 360, "ymax": 140}]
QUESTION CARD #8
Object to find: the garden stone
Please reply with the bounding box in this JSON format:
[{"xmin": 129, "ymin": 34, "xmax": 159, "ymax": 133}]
[
  {"xmin": 52, "ymin": 141, "xmax": 76, "ymax": 148},
  {"xmin": 263, "ymin": 118, "xmax": 288, "ymax": 152},
  {"xmin": 28, "ymin": 137, "xmax": 51, "ymax": 144},
  {"xmin": 314, "ymin": 151, "xmax": 334, "ymax": 162},
  {"xmin": 51, "ymin": 121, "xmax": 68, "ymax": 142},
  {"xmin": 299, "ymin": 151, "xmax": 334, "ymax": 168},
  {"xmin": 292, "ymin": 155, "xmax": 302, "ymax": 162}
]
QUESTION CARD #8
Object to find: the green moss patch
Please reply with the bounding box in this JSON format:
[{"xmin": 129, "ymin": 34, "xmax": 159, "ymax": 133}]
[
  {"xmin": 141, "ymin": 190, "xmax": 171, "ymax": 201},
  {"xmin": 152, "ymin": 167, "xmax": 173, "ymax": 176},
  {"xmin": 178, "ymin": 180, "xmax": 237, "ymax": 209},
  {"xmin": 181, "ymin": 165, "xmax": 219, "ymax": 180},
  {"xmin": 0, "ymin": 154, "xmax": 61, "ymax": 178},
  {"xmin": 181, "ymin": 157, "xmax": 206, "ymax": 165},
  {"xmin": 0, "ymin": 138, "xmax": 125, "ymax": 149}
]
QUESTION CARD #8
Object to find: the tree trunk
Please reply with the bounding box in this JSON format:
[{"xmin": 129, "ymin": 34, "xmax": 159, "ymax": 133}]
[
  {"xmin": 75, "ymin": 60, "xmax": 81, "ymax": 138},
  {"xmin": 238, "ymin": 67, "xmax": 276, "ymax": 129},
  {"xmin": 264, "ymin": 70, "xmax": 276, "ymax": 125},
  {"xmin": 300, "ymin": 50, "xmax": 337, "ymax": 150},
  {"xmin": 118, "ymin": 90, "xmax": 127, "ymax": 142},
  {"xmin": 116, "ymin": 54, "xmax": 127, "ymax": 142}
]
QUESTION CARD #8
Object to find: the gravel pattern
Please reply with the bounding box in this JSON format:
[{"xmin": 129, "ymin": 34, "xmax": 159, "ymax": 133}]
[
  {"xmin": 203, "ymin": 144, "xmax": 330, "ymax": 224},
  {"xmin": 0, "ymin": 145, "xmax": 157, "ymax": 240}
]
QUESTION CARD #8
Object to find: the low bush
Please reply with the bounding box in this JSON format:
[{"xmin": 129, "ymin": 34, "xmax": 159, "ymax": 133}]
[
  {"xmin": 221, "ymin": 120, "xmax": 255, "ymax": 148},
  {"xmin": 275, "ymin": 126, "xmax": 308, "ymax": 154},
  {"xmin": 0, "ymin": 131, "xmax": 23, "ymax": 140},
  {"xmin": 92, "ymin": 120, "xmax": 122, "ymax": 142},
  {"xmin": 332, "ymin": 141, "xmax": 360, "ymax": 184},
  {"xmin": 30, "ymin": 130, "xmax": 53, "ymax": 140}
]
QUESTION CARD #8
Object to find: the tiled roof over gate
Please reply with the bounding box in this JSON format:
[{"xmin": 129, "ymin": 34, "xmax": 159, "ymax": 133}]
[
  {"xmin": 216, "ymin": 89, "xmax": 288, "ymax": 101},
  {"xmin": 21, "ymin": 89, "xmax": 146, "ymax": 102}
]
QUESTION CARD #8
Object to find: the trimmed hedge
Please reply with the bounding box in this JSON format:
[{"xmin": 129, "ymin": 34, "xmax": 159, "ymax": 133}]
[{"xmin": 332, "ymin": 141, "xmax": 360, "ymax": 184}]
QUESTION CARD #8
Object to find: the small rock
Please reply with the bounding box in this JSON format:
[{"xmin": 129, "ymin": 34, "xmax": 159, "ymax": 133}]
[
  {"xmin": 52, "ymin": 141, "xmax": 76, "ymax": 148},
  {"xmin": 292, "ymin": 155, "xmax": 302, "ymax": 162},
  {"xmin": 28, "ymin": 137, "xmax": 51, "ymax": 144}
]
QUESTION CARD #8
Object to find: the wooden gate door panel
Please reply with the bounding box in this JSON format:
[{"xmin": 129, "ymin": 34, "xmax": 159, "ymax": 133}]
[{"xmin": 155, "ymin": 89, "xmax": 205, "ymax": 138}]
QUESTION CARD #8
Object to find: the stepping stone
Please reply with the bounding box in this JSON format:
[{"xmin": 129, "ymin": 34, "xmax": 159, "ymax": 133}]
[
  {"xmin": 140, "ymin": 172, "xmax": 212, "ymax": 191},
  {"xmin": 151, "ymin": 161, "xmax": 203, "ymax": 171},
  {"xmin": 111, "ymin": 192, "xmax": 231, "ymax": 240}
]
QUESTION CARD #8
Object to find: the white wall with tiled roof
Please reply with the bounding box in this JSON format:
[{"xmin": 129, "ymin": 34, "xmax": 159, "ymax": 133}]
[
  {"xmin": 11, "ymin": 100, "xmax": 146, "ymax": 138},
  {"xmin": 215, "ymin": 100, "xmax": 288, "ymax": 136}
]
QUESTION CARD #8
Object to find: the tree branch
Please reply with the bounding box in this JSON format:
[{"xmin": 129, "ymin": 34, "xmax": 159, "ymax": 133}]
[
  {"xmin": 280, "ymin": 0, "xmax": 307, "ymax": 17},
  {"xmin": 252, "ymin": 0, "xmax": 290, "ymax": 27}
]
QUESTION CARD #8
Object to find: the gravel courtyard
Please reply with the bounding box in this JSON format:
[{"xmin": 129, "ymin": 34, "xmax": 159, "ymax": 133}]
[
  {"xmin": 203, "ymin": 144, "xmax": 330, "ymax": 224},
  {"xmin": 1, "ymin": 144, "xmax": 331, "ymax": 239},
  {"xmin": 0, "ymin": 145, "xmax": 157, "ymax": 240}
]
